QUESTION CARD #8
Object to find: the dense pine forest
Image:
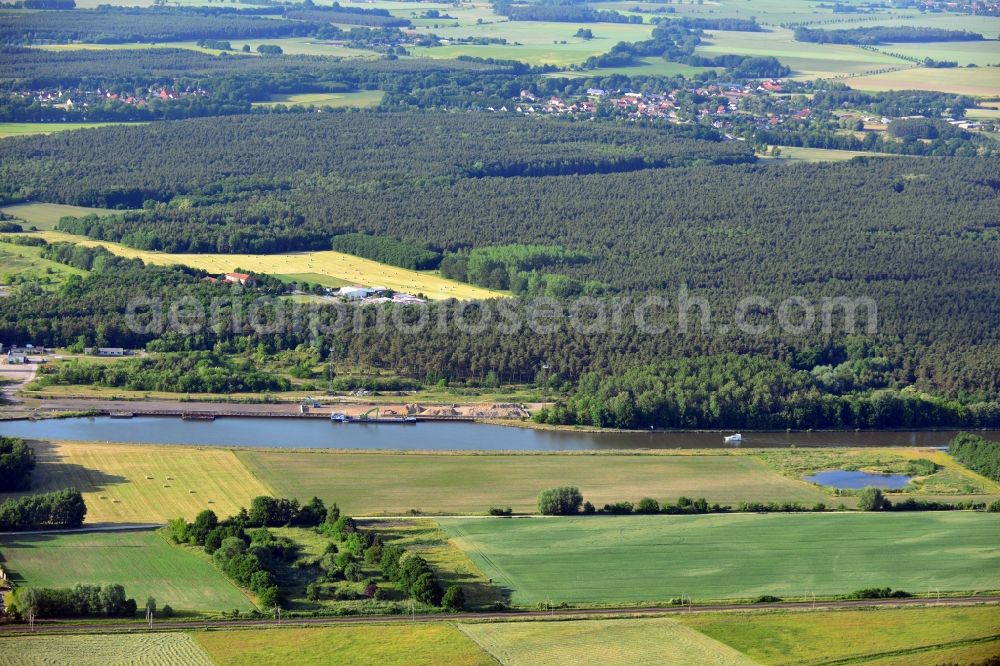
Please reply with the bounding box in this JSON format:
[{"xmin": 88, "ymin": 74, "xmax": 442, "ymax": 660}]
[
  {"xmin": 0, "ymin": 114, "xmax": 997, "ymax": 410},
  {"xmin": 0, "ymin": 7, "xmax": 998, "ymax": 429}
]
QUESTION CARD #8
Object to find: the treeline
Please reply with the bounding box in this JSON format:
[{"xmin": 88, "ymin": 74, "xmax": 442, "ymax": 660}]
[
  {"xmin": 677, "ymin": 17, "xmax": 762, "ymax": 32},
  {"xmin": 331, "ymin": 233, "xmax": 440, "ymax": 271},
  {"xmin": 534, "ymin": 485, "xmax": 991, "ymax": 517},
  {"xmin": 0, "ymin": 46, "xmax": 502, "ymax": 92},
  {"xmin": 794, "ymin": 25, "xmax": 984, "ymax": 45},
  {"xmin": 533, "ymin": 354, "xmax": 1000, "ymax": 430},
  {"xmin": 35, "ymin": 352, "xmax": 291, "ymax": 394},
  {"xmin": 949, "ymin": 433, "xmax": 1000, "ymax": 482},
  {"xmin": 11, "ymin": 584, "xmax": 138, "ymax": 619},
  {"xmin": 501, "ymin": 4, "xmax": 642, "ymax": 23},
  {"xmin": 888, "ymin": 118, "xmax": 968, "ymax": 140},
  {"xmin": 0, "ymin": 8, "xmax": 321, "ymax": 45},
  {"xmin": 808, "ymin": 87, "xmax": 977, "ymax": 119},
  {"xmin": 285, "ymin": 7, "xmax": 411, "ymax": 28},
  {"xmin": 0, "ymin": 489, "xmax": 86, "ymax": 531},
  {"xmin": 0, "ymin": 436, "xmax": 35, "ymax": 492}
]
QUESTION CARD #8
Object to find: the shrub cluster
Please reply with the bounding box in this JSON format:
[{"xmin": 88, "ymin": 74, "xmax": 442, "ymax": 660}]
[
  {"xmin": 949, "ymin": 432, "xmax": 1000, "ymax": 482},
  {"xmin": 168, "ymin": 496, "xmax": 325, "ymax": 607},
  {"xmin": 0, "ymin": 436, "xmax": 35, "ymax": 492},
  {"xmin": 841, "ymin": 587, "xmax": 912, "ymax": 600},
  {"xmin": 12, "ymin": 584, "xmax": 137, "ymax": 618},
  {"xmin": 0, "ymin": 488, "xmax": 86, "ymax": 531}
]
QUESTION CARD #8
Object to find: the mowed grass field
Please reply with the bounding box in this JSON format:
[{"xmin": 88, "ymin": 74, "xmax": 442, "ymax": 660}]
[
  {"xmin": 0, "ymin": 633, "xmax": 215, "ymax": 666},
  {"xmin": 459, "ymin": 617, "xmax": 756, "ymax": 666},
  {"xmin": 765, "ymin": 146, "xmax": 897, "ymax": 163},
  {"xmin": 235, "ymin": 451, "xmax": 831, "ymax": 515},
  {"xmin": 441, "ymin": 513, "xmax": 1000, "ymax": 605},
  {"xmin": 0, "ymin": 530, "xmax": 254, "ymax": 612},
  {"xmin": 0, "ymin": 122, "xmax": 145, "ymax": 139},
  {"xmin": 8, "ymin": 440, "xmax": 273, "ymax": 523},
  {"xmin": 680, "ymin": 605, "xmax": 1000, "ymax": 666},
  {"xmin": 30, "ymin": 230, "xmax": 503, "ymax": 300},
  {"xmin": 194, "ymin": 624, "xmax": 494, "ymax": 666},
  {"xmin": 1, "ymin": 202, "xmax": 129, "ymax": 230},
  {"xmin": 850, "ymin": 66, "xmax": 1000, "ymax": 96},
  {"xmin": 252, "ymin": 90, "xmax": 384, "ymax": 108}
]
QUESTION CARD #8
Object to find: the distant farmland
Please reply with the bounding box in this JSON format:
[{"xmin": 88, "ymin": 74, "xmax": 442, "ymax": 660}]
[{"xmin": 442, "ymin": 513, "xmax": 1000, "ymax": 605}]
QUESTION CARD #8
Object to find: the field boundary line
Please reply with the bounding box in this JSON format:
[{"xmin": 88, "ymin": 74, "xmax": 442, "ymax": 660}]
[{"xmin": 812, "ymin": 633, "xmax": 1000, "ymax": 666}]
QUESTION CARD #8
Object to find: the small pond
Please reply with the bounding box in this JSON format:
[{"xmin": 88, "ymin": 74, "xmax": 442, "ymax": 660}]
[{"xmin": 804, "ymin": 470, "xmax": 912, "ymax": 489}]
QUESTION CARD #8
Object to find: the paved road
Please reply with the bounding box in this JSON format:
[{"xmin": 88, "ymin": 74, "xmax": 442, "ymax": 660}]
[{"xmin": 2, "ymin": 596, "xmax": 997, "ymax": 635}]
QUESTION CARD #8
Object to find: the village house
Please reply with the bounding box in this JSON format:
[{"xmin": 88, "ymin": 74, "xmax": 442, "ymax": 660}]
[
  {"xmin": 97, "ymin": 347, "xmax": 125, "ymax": 357},
  {"xmin": 223, "ymin": 272, "xmax": 257, "ymax": 286},
  {"xmin": 5, "ymin": 351, "xmax": 28, "ymax": 365}
]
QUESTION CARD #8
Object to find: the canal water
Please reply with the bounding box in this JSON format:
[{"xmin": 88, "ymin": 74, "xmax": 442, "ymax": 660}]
[{"xmin": 0, "ymin": 417, "xmax": 991, "ymax": 451}]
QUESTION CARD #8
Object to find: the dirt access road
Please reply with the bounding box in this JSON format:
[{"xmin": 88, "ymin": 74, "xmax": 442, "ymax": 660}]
[{"xmin": 2, "ymin": 596, "xmax": 997, "ymax": 635}]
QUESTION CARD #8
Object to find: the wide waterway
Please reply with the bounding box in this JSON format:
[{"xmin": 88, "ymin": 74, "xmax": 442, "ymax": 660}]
[{"xmin": 0, "ymin": 417, "xmax": 993, "ymax": 451}]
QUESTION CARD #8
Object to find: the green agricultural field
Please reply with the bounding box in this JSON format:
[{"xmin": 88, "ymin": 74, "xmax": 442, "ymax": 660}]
[
  {"xmin": 0, "ymin": 240, "xmax": 87, "ymax": 287},
  {"xmin": 9, "ymin": 440, "xmax": 274, "ymax": 524},
  {"xmin": 695, "ymin": 27, "xmax": 908, "ymax": 79},
  {"xmin": 0, "ymin": 530, "xmax": 255, "ymax": 612},
  {"xmin": 409, "ymin": 20, "xmax": 655, "ymax": 67},
  {"xmin": 235, "ymin": 450, "xmax": 831, "ymax": 515},
  {"xmin": 1, "ymin": 202, "xmax": 129, "ymax": 230},
  {"xmin": 880, "ymin": 40, "xmax": 1000, "ymax": 68},
  {"xmin": 194, "ymin": 624, "xmax": 494, "ymax": 666},
  {"xmin": 441, "ymin": 513, "xmax": 1000, "ymax": 605},
  {"xmin": 460, "ymin": 616, "xmax": 756, "ymax": 666},
  {"xmin": 763, "ymin": 146, "xmax": 897, "ymax": 162},
  {"xmin": 820, "ymin": 12, "xmax": 1000, "ymax": 34},
  {"xmin": 680, "ymin": 605, "xmax": 1000, "ymax": 666},
  {"xmin": 252, "ymin": 91, "xmax": 384, "ymax": 109},
  {"xmin": 34, "ymin": 38, "xmax": 379, "ymax": 57},
  {"xmin": 849, "ymin": 66, "xmax": 1000, "ymax": 96},
  {"xmin": 30, "ymin": 230, "xmax": 503, "ymax": 300},
  {"xmin": 369, "ymin": 518, "xmax": 505, "ymax": 609},
  {"xmin": 0, "ymin": 633, "xmax": 215, "ymax": 666},
  {"xmin": 0, "ymin": 122, "xmax": 145, "ymax": 139}
]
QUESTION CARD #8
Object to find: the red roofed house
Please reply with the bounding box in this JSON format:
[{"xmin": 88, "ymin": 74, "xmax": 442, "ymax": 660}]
[{"xmin": 224, "ymin": 272, "xmax": 256, "ymax": 286}]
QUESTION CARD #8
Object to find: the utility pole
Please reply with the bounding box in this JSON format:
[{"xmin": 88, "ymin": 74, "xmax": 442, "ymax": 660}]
[{"xmin": 541, "ymin": 363, "xmax": 549, "ymax": 402}]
